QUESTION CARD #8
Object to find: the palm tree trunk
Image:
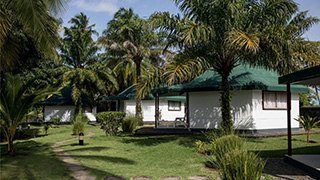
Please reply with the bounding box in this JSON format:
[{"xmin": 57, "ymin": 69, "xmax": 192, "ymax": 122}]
[
  {"xmin": 135, "ymin": 60, "xmax": 143, "ymax": 126},
  {"xmin": 220, "ymin": 75, "xmax": 233, "ymax": 133},
  {"xmin": 307, "ymin": 130, "xmax": 310, "ymax": 143},
  {"xmin": 8, "ymin": 136, "xmax": 15, "ymax": 156}
]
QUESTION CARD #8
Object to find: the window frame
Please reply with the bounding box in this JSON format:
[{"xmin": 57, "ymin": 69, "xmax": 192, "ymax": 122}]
[
  {"xmin": 262, "ymin": 91, "xmax": 288, "ymax": 110},
  {"xmin": 168, "ymin": 101, "xmax": 181, "ymax": 111}
]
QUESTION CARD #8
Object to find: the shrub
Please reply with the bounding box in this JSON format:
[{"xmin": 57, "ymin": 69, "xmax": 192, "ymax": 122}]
[
  {"xmin": 214, "ymin": 135, "xmax": 243, "ymax": 160},
  {"xmin": 195, "ymin": 140, "xmax": 215, "ymax": 155},
  {"xmin": 122, "ymin": 116, "xmax": 138, "ymax": 133},
  {"xmin": 72, "ymin": 113, "xmax": 88, "ymax": 135},
  {"xmin": 51, "ymin": 117, "xmax": 60, "ymax": 127},
  {"xmin": 205, "ymin": 128, "xmax": 234, "ymax": 142},
  {"xmin": 43, "ymin": 123, "xmax": 53, "ymax": 135},
  {"xmin": 73, "ymin": 121, "xmax": 85, "ymax": 135},
  {"xmin": 212, "ymin": 135, "xmax": 265, "ymax": 180},
  {"xmin": 96, "ymin": 111, "xmax": 126, "ymax": 136},
  {"xmin": 218, "ymin": 149, "xmax": 265, "ymax": 180}
]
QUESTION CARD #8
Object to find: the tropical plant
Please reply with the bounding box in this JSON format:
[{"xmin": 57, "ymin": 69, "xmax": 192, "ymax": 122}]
[
  {"xmin": 0, "ymin": 74, "xmax": 55, "ymax": 156},
  {"xmin": 294, "ymin": 115, "xmax": 320, "ymax": 143},
  {"xmin": 122, "ymin": 116, "xmax": 138, "ymax": 134},
  {"xmin": 212, "ymin": 135, "xmax": 265, "ymax": 180},
  {"xmin": 43, "ymin": 123, "xmax": 53, "ymax": 135},
  {"xmin": 149, "ymin": 0, "xmax": 319, "ymax": 132},
  {"xmin": 72, "ymin": 113, "xmax": 88, "ymax": 135},
  {"xmin": 98, "ymin": 8, "xmax": 169, "ymax": 125},
  {"xmin": 59, "ymin": 12, "xmax": 118, "ymax": 114},
  {"xmin": 51, "ymin": 117, "xmax": 60, "ymax": 127},
  {"xmin": 0, "ymin": 0, "xmax": 66, "ymax": 72}
]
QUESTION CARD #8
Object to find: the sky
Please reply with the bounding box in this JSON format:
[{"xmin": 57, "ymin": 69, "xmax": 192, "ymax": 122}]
[{"xmin": 58, "ymin": 0, "xmax": 320, "ymax": 41}]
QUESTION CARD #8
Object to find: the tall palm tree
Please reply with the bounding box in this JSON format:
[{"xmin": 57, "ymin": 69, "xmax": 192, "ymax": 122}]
[
  {"xmin": 98, "ymin": 8, "xmax": 168, "ymax": 124},
  {"xmin": 150, "ymin": 0, "xmax": 319, "ymax": 132},
  {"xmin": 59, "ymin": 13, "xmax": 117, "ymax": 115},
  {"xmin": 0, "ymin": 0, "xmax": 66, "ymax": 72},
  {"xmin": 0, "ymin": 74, "xmax": 55, "ymax": 156}
]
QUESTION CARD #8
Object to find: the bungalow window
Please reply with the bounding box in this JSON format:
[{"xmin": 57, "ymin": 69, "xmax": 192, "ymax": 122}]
[
  {"xmin": 263, "ymin": 91, "xmax": 287, "ymax": 110},
  {"xmin": 168, "ymin": 101, "xmax": 181, "ymax": 111}
]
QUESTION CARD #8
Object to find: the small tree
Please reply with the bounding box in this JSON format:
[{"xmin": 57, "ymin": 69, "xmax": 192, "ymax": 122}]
[
  {"xmin": 295, "ymin": 116, "xmax": 320, "ymax": 143},
  {"xmin": 0, "ymin": 74, "xmax": 55, "ymax": 156}
]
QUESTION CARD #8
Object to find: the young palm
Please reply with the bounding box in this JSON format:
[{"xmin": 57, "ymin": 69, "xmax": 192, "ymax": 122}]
[
  {"xmin": 98, "ymin": 8, "xmax": 168, "ymax": 125},
  {"xmin": 59, "ymin": 13, "xmax": 117, "ymax": 114},
  {"xmin": 150, "ymin": 0, "xmax": 319, "ymax": 132},
  {"xmin": 295, "ymin": 116, "xmax": 320, "ymax": 143},
  {"xmin": 0, "ymin": 74, "xmax": 55, "ymax": 156}
]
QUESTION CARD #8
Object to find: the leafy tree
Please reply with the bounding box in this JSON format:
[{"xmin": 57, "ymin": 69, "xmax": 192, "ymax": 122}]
[
  {"xmin": 0, "ymin": 74, "xmax": 55, "ymax": 156},
  {"xmin": 300, "ymin": 88, "xmax": 317, "ymax": 107},
  {"xmin": 294, "ymin": 116, "xmax": 320, "ymax": 143},
  {"xmin": 98, "ymin": 8, "xmax": 168, "ymax": 125},
  {"xmin": 59, "ymin": 12, "xmax": 117, "ymax": 115},
  {"xmin": 0, "ymin": 0, "xmax": 66, "ymax": 72},
  {"xmin": 150, "ymin": 0, "xmax": 319, "ymax": 132}
]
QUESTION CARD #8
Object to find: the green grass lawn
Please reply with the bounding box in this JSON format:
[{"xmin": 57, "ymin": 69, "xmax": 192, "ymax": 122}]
[{"xmin": 1, "ymin": 125, "xmax": 319, "ymax": 180}]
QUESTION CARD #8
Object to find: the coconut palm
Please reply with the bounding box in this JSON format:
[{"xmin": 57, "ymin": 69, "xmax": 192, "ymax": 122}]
[
  {"xmin": 98, "ymin": 8, "xmax": 168, "ymax": 124},
  {"xmin": 0, "ymin": 0, "xmax": 66, "ymax": 72},
  {"xmin": 150, "ymin": 0, "xmax": 319, "ymax": 132},
  {"xmin": 295, "ymin": 116, "xmax": 320, "ymax": 143},
  {"xmin": 0, "ymin": 74, "xmax": 55, "ymax": 156},
  {"xmin": 59, "ymin": 13, "xmax": 117, "ymax": 115}
]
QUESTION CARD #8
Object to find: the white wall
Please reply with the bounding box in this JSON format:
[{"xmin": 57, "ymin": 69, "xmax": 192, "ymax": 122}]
[
  {"xmin": 44, "ymin": 105, "xmax": 75, "ymax": 122},
  {"xmin": 44, "ymin": 105, "xmax": 97, "ymax": 122},
  {"xmin": 124, "ymin": 100, "xmax": 185, "ymax": 122},
  {"xmin": 189, "ymin": 90, "xmax": 300, "ymax": 130},
  {"xmin": 252, "ymin": 91, "xmax": 300, "ymax": 130}
]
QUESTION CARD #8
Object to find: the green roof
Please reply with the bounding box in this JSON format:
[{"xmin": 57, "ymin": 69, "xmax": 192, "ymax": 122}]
[
  {"xmin": 102, "ymin": 85, "xmax": 186, "ymax": 102},
  {"xmin": 153, "ymin": 65, "xmax": 308, "ymax": 94},
  {"xmin": 279, "ymin": 65, "xmax": 320, "ymax": 85},
  {"xmin": 37, "ymin": 85, "xmax": 92, "ymax": 106}
]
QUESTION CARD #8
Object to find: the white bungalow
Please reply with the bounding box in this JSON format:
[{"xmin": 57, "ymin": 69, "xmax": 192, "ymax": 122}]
[
  {"xmin": 152, "ymin": 65, "xmax": 308, "ymax": 132},
  {"xmin": 38, "ymin": 85, "xmax": 97, "ymax": 122},
  {"xmin": 102, "ymin": 85, "xmax": 186, "ymax": 124}
]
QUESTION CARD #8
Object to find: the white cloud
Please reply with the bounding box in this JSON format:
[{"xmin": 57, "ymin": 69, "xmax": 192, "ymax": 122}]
[{"xmin": 71, "ymin": 0, "xmax": 119, "ymax": 15}]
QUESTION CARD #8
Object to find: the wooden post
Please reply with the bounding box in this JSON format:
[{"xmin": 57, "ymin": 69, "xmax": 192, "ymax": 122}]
[
  {"xmin": 117, "ymin": 100, "xmax": 120, "ymax": 111},
  {"xmin": 154, "ymin": 93, "xmax": 159, "ymax": 128},
  {"xmin": 186, "ymin": 92, "xmax": 190, "ymax": 128},
  {"xmin": 287, "ymin": 83, "xmax": 292, "ymax": 156}
]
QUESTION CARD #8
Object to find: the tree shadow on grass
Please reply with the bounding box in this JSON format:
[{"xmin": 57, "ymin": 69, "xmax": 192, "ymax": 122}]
[
  {"xmin": 69, "ymin": 155, "xmax": 136, "ymax": 165},
  {"xmin": 63, "ymin": 146, "xmax": 110, "ymax": 152},
  {"xmin": 251, "ymin": 145, "xmax": 320, "ymax": 157},
  {"xmin": 1, "ymin": 140, "xmax": 72, "ymax": 180},
  {"xmin": 120, "ymin": 135, "xmax": 179, "ymax": 146},
  {"xmin": 121, "ymin": 134, "xmax": 200, "ymax": 148}
]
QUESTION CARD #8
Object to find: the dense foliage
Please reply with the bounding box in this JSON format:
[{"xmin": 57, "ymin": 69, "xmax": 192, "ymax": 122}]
[
  {"xmin": 59, "ymin": 12, "xmax": 117, "ymax": 114},
  {"xmin": 96, "ymin": 111, "xmax": 126, "ymax": 136},
  {"xmin": 149, "ymin": 0, "xmax": 319, "ymax": 131},
  {"xmin": 98, "ymin": 8, "xmax": 169, "ymax": 124}
]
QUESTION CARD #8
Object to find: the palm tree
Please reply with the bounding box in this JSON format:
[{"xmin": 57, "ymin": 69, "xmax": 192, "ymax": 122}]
[
  {"xmin": 0, "ymin": 74, "xmax": 55, "ymax": 156},
  {"xmin": 295, "ymin": 116, "xmax": 320, "ymax": 143},
  {"xmin": 59, "ymin": 13, "xmax": 117, "ymax": 115},
  {"xmin": 150, "ymin": 0, "xmax": 319, "ymax": 132},
  {"xmin": 98, "ymin": 8, "xmax": 168, "ymax": 125},
  {"xmin": 0, "ymin": 0, "xmax": 66, "ymax": 72}
]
